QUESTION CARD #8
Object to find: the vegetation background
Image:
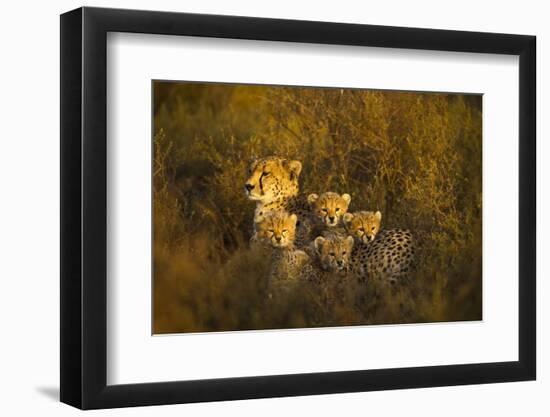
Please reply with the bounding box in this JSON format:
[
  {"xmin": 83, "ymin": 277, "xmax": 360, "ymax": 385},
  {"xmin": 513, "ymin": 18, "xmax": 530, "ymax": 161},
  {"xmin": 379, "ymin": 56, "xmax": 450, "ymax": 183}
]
[{"xmin": 153, "ymin": 81, "xmax": 482, "ymax": 334}]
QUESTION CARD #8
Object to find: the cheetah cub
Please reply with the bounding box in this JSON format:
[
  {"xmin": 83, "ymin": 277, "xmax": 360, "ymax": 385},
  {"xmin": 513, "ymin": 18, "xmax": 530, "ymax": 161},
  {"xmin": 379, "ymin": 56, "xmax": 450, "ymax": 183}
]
[
  {"xmin": 310, "ymin": 234, "xmax": 356, "ymax": 305},
  {"xmin": 313, "ymin": 234, "xmax": 355, "ymax": 274},
  {"xmin": 254, "ymin": 210, "xmax": 311, "ymax": 295},
  {"xmin": 343, "ymin": 211, "xmax": 382, "ymax": 243},
  {"xmin": 344, "ymin": 211, "xmax": 416, "ymax": 284},
  {"xmin": 308, "ymin": 192, "xmax": 351, "ymax": 239}
]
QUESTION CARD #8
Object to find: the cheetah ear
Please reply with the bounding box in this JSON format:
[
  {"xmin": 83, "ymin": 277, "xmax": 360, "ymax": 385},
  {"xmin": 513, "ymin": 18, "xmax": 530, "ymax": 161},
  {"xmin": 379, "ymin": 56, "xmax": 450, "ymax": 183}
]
[
  {"xmin": 375, "ymin": 211, "xmax": 382, "ymax": 221},
  {"xmin": 341, "ymin": 193, "xmax": 351, "ymax": 205},
  {"xmin": 289, "ymin": 213, "xmax": 298, "ymax": 226},
  {"xmin": 314, "ymin": 236, "xmax": 325, "ymax": 252},
  {"xmin": 287, "ymin": 160, "xmax": 302, "ymax": 178},
  {"xmin": 307, "ymin": 193, "xmax": 319, "ymax": 205},
  {"xmin": 253, "ymin": 210, "xmax": 265, "ymax": 224},
  {"xmin": 343, "ymin": 212, "xmax": 354, "ymax": 225},
  {"xmin": 248, "ymin": 155, "xmax": 258, "ymax": 167},
  {"xmin": 345, "ymin": 235, "xmax": 355, "ymax": 250}
]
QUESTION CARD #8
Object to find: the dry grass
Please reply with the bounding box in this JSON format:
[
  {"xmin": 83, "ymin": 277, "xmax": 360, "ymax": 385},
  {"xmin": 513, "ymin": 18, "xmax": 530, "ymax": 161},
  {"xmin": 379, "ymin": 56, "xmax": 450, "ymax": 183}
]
[{"xmin": 152, "ymin": 82, "xmax": 482, "ymax": 334}]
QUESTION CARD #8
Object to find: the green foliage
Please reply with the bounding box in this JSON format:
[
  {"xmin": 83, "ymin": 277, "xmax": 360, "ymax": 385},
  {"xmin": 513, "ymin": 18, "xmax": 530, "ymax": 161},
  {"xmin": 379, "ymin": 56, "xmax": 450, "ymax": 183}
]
[{"xmin": 153, "ymin": 83, "xmax": 482, "ymax": 333}]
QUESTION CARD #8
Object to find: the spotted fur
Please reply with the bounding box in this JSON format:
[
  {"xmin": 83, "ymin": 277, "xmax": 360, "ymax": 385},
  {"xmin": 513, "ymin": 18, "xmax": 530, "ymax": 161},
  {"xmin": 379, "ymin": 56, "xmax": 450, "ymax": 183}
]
[{"xmin": 350, "ymin": 229, "xmax": 416, "ymax": 284}]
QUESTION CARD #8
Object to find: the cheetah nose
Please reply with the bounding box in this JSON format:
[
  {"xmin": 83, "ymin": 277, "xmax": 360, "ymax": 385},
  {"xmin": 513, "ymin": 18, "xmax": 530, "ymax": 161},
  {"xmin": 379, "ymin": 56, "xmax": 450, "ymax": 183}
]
[
  {"xmin": 337, "ymin": 260, "xmax": 343, "ymax": 266},
  {"xmin": 245, "ymin": 183, "xmax": 254, "ymax": 192},
  {"xmin": 275, "ymin": 236, "xmax": 282, "ymax": 242},
  {"xmin": 329, "ymin": 216, "xmax": 335, "ymax": 222}
]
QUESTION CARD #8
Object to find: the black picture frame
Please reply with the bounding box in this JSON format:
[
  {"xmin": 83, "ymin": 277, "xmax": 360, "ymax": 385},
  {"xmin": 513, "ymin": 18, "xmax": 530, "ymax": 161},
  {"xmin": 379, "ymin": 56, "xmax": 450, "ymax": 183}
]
[{"xmin": 60, "ymin": 6, "xmax": 536, "ymax": 410}]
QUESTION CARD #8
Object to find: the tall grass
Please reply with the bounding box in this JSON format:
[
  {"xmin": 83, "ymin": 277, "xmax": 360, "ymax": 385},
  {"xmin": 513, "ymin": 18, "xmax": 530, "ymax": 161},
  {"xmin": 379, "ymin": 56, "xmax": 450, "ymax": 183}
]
[{"xmin": 153, "ymin": 82, "xmax": 482, "ymax": 334}]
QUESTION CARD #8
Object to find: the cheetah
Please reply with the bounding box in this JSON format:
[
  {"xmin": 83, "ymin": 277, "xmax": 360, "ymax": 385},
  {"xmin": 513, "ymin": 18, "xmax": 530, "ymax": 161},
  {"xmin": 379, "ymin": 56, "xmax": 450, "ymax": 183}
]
[
  {"xmin": 343, "ymin": 211, "xmax": 382, "ymax": 243},
  {"xmin": 309, "ymin": 233, "xmax": 357, "ymax": 306},
  {"xmin": 314, "ymin": 230, "xmax": 415, "ymax": 285},
  {"xmin": 245, "ymin": 156, "xmax": 312, "ymax": 247},
  {"xmin": 308, "ymin": 192, "xmax": 352, "ymax": 229},
  {"xmin": 344, "ymin": 211, "xmax": 415, "ymax": 283},
  {"xmin": 312, "ymin": 234, "xmax": 354, "ymax": 274},
  {"xmin": 253, "ymin": 210, "xmax": 312, "ymax": 295}
]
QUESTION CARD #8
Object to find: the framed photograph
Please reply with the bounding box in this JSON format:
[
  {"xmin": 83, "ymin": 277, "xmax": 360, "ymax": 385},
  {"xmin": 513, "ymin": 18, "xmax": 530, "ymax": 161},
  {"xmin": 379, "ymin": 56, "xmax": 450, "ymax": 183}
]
[{"xmin": 60, "ymin": 6, "xmax": 536, "ymax": 409}]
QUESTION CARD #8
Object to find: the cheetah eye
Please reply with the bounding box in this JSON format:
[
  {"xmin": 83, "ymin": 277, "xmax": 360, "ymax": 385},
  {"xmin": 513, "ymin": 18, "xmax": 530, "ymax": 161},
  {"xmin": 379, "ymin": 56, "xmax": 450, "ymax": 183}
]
[
  {"xmin": 268, "ymin": 229, "xmax": 274, "ymax": 234},
  {"xmin": 263, "ymin": 172, "xmax": 270, "ymax": 177},
  {"xmin": 371, "ymin": 227, "xmax": 376, "ymax": 231},
  {"xmin": 342, "ymin": 251, "xmax": 347, "ymax": 255},
  {"xmin": 322, "ymin": 208, "xmax": 328, "ymax": 212},
  {"xmin": 282, "ymin": 229, "xmax": 288, "ymax": 234},
  {"xmin": 359, "ymin": 227, "xmax": 365, "ymax": 232},
  {"xmin": 329, "ymin": 252, "xmax": 335, "ymax": 257},
  {"xmin": 335, "ymin": 208, "xmax": 340, "ymax": 212}
]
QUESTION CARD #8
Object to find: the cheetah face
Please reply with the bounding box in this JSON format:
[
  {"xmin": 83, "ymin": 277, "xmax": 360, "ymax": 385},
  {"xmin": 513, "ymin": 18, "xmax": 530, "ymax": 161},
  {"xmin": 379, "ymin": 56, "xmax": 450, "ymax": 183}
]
[
  {"xmin": 308, "ymin": 192, "xmax": 351, "ymax": 227},
  {"xmin": 255, "ymin": 211, "xmax": 297, "ymax": 248},
  {"xmin": 245, "ymin": 157, "xmax": 302, "ymax": 203},
  {"xmin": 314, "ymin": 235, "xmax": 354, "ymax": 272},
  {"xmin": 343, "ymin": 211, "xmax": 382, "ymax": 243}
]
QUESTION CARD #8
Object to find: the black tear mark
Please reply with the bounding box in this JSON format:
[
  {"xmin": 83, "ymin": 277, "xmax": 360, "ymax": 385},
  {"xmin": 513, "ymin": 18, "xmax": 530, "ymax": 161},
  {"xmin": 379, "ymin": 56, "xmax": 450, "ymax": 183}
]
[{"xmin": 259, "ymin": 172, "xmax": 266, "ymax": 194}]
